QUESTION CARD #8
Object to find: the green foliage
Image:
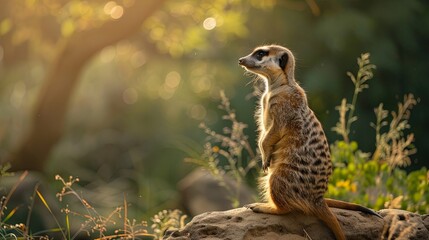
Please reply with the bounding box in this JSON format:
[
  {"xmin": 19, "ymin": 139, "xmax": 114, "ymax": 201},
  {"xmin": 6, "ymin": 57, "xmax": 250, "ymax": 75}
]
[
  {"xmin": 144, "ymin": 1, "xmax": 251, "ymax": 57},
  {"xmin": 327, "ymin": 53, "xmax": 427, "ymax": 213},
  {"xmin": 372, "ymin": 94, "xmax": 417, "ymax": 168},
  {"xmin": 331, "ymin": 53, "xmax": 376, "ymax": 143},
  {"xmin": 329, "ymin": 140, "xmax": 428, "ymax": 213},
  {"xmin": 151, "ymin": 209, "xmax": 186, "ymax": 240},
  {"xmin": 0, "ymin": 163, "xmax": 12, "ymax": 178}
]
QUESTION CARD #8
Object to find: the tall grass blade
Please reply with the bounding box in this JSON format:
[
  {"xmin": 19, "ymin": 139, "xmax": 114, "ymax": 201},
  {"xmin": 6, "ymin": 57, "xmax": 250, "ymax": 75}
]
[
  {"xmin": 36, "ymin": 190, "xmax": 67, "ymax": 239},
  {"xmin": 66, "ymin": 213, "xmax": 70, "ymax": 240},
  {"xmin": 3, "ymin": 206, "xmax": 18, "ymax": 223},
  {"xmin": 0, "ymin": 171, "xmax": 28, "ymax": 222}
]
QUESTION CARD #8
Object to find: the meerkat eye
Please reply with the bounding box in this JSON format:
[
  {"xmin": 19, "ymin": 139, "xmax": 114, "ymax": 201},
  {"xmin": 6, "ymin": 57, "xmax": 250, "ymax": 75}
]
[{"xmin": 253, "ymin": 50, "xmax": 269, "ymax": 61}]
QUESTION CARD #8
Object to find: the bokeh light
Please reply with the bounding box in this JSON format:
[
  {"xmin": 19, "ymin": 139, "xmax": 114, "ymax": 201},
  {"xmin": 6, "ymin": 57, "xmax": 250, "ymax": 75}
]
[
  {"xmin": 203, "ymin": 17, "xmax": 217, "ymax": 30},
  {"xmin": 158, "ymin": 71, "xmax": 181, "ymax": 100},
  {"xmin": 104, "ymin": 1, "xmax": 124, "ymax": 19},
  {"xmin": 110, "ymin": 6, "xmax": 124, "ymax": 19},
  {"xmin": 164, "ymin": 71, "xmax": 181, "ymax": 89},
  {"xmin": 103, "ymin": 1, "xmax": 117, "ymax": 15},
  {"xmin": 188, "ymin": 104, "xmax": 207, "ymax": 120},
  {"xmin": 130, "ymin": 51, "xmax": 146, "ymax": 68},
  {"xmin": 100, "ymin": 46, "xmax": 116, "ymax": 63}
]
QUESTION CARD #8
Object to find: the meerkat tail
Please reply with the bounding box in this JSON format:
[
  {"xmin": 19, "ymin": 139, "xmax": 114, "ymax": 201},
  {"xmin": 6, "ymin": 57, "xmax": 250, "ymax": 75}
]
[
  {"xmin": 325, "ymin": 198, "xmax": 382, "ymax": 218},
  {"xmin": 313, "ymin": 203, "xmax": 346, "ymax": 240}
]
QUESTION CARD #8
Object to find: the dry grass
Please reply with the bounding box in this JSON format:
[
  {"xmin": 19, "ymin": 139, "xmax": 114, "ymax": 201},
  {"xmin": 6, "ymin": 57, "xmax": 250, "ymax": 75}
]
[
  {"xmin": 0, "ymin": 173, "xmax": 186, "ymax": 239},
  {"xmin": 371, "ymin": 94, "xmax": 417, "ymax": 168},
  {"xmin": 332, "ymin": 53, "xmax": 376, "ymax": 143}
]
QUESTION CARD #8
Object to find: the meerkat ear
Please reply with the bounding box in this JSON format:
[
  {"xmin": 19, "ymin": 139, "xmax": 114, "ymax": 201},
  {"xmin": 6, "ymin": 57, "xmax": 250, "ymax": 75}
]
[{"xmin": 279, "ymin": 53, "xmax": 289, "ymax": 70}]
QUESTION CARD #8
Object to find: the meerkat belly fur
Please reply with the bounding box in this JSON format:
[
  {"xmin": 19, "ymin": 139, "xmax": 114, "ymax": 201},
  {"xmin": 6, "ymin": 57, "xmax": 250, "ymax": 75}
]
[{"xmin": 239, "ymin": 45, "xmax": 381, "ymax": 240}]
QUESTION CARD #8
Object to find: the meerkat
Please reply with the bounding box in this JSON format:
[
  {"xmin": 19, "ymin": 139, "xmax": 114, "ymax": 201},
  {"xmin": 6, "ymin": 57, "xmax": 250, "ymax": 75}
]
[{"xmin": 238, "ymin": 45, "xmax": 381, "ymax": 240}]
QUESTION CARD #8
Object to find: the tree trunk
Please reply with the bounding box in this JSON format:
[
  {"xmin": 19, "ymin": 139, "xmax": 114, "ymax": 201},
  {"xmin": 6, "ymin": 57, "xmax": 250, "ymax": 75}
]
[{"xmin": 7, "ymin": 0, "xmax": 167, "ymax": 171}]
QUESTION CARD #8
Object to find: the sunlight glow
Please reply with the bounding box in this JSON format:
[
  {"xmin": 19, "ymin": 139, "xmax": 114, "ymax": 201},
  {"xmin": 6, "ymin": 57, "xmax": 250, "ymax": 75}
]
[
  {"xmin": 203, "ymin": 17, "xmax": 216, "ymax": 30},
  {"xmin": 103, "ymin": 1, "xmax": 117, "ymax": 14},
  {"xmin": 110, "ymin": 6, "xmax": 124, "ymax": 19},
  {"xmin": 104, "ymin": 1, "xmax": 124, "ymax": 19}
]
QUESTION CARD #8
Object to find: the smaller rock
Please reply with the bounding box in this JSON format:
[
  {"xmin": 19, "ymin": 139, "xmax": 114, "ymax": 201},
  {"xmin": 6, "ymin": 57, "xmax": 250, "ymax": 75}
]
[{"xmin": 379, "ymin": 209, "xmax": 429, "ymax": 240}]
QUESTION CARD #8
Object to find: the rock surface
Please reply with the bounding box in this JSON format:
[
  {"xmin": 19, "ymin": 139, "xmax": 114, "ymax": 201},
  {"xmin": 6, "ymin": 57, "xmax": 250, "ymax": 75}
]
[
  {"xmin": 165, "ymin": 207, "xmax": 429, "ymax": 240},
  {"xmin": 380, "ymin": 209, "xmax": 429, "ymax": 240}
]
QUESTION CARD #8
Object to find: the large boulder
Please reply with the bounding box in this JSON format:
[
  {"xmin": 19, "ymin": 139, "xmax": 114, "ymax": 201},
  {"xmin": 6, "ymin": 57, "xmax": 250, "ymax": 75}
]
[{"xmin": 165, "ymin": 207, "xmax": 429, "ymax": 240}]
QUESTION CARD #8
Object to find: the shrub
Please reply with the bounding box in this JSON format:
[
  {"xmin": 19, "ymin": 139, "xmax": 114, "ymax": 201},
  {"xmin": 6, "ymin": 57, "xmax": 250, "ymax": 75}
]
[{"xmin": 328, "ymin": 54, "xmax": 427, "ymax": 213}]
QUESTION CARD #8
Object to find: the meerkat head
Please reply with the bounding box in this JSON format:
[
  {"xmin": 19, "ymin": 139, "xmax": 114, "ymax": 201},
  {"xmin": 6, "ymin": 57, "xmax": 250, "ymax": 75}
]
[{"xmin": 238, "ymin": 45, "xmax": 296, "ymax": 85}]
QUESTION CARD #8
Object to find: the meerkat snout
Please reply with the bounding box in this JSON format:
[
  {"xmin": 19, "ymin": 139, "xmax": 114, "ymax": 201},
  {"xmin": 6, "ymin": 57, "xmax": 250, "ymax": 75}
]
[
  {"xmin": 238, "ymin": 48, "xmax": 270, "ymax": 69},
  {"xmin": 239, "ymin": 45, "xmax": 297, "ymax": 83},
  {"xmin": 238, "ymin": 56, "xmax": 255, "ymax": 69},
  {"xmin": 238, "ymin": 57, "xmax": 244, "ymax": 65}
]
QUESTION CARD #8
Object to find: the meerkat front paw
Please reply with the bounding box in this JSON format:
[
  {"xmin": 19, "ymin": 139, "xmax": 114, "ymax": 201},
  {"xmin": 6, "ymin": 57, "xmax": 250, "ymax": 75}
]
[
  {"xmin": 245, "ymin": 203, "xmax": 283, "ymax": 214},
  {"xmin": 244, "ymin": 203, "xmax": 264, "ymax": 213}
]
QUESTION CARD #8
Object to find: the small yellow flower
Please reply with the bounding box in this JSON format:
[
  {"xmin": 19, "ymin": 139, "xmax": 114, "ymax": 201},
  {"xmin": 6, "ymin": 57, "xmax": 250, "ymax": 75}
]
[
  {"xmin": 336, "ymin": 180, "xmax": 350, "ymax": 189},
  {"xmin": 350, "ymin": 183, "xmax": 357, "ymax": 193},
  {"xmin": 212, "ymin": 146, "xmax": 219, "ymax": 153}
]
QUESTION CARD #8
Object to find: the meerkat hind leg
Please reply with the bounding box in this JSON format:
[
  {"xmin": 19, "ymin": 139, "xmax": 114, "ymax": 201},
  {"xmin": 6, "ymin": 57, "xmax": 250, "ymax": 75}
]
[{"xmin": 245, "ymin": 202, "xmax": 290, "ymax": 215}]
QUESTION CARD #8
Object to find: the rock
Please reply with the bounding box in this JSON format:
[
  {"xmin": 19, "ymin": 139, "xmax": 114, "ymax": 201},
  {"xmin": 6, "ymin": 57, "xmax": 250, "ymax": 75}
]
[
  {"xmin": 379, "ymin": 209, "xmax": 429, "ymax": 240},
  {"xmin": 179, "ymin": 168, "xmax": 255, "ymax": 216},
  {"xmin": 164, "ymin": 207, "xmax": 429, "ymax": 240}
]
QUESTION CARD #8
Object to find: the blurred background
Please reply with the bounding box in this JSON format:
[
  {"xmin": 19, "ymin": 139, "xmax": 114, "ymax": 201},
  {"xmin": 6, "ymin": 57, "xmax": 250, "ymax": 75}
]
[{"xmin": 0, "ymin": 0, "xmax": 428, "ymax": 230}]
